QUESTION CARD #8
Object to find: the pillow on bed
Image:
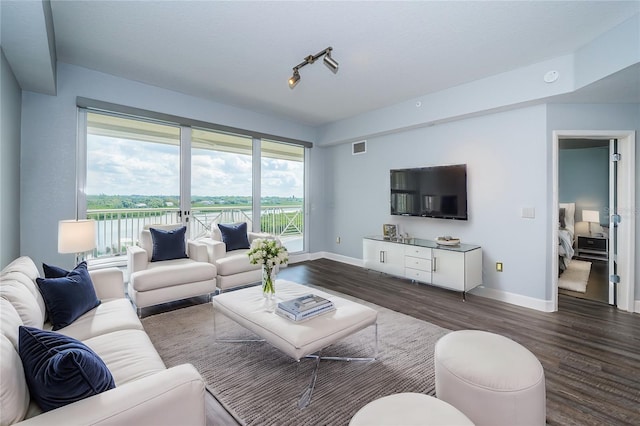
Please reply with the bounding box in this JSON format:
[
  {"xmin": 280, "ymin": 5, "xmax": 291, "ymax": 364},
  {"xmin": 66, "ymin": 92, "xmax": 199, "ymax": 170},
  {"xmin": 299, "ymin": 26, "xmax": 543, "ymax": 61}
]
[
  {"xmin": 559, "ymin": 208, "xmax": 566, "ymax": 228},
  {"xmin": 559, "ymin": 202, "xmax": 576, "ymax": 235}
]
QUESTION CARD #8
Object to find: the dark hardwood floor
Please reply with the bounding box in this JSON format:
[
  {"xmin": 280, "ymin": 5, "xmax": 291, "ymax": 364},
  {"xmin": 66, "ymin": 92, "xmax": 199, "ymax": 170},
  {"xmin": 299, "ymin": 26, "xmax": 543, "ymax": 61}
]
[{"xmin": 195, "ymin": 259, "xmax": 640, "ymax": 425}]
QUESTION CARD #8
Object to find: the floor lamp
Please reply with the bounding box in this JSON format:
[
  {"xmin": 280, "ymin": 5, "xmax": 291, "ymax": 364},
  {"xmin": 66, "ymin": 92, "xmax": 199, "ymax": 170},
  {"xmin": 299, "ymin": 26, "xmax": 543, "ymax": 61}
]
[{"xmin": 58, "ymin": 219, "xmax": 97, "ymax": 265}]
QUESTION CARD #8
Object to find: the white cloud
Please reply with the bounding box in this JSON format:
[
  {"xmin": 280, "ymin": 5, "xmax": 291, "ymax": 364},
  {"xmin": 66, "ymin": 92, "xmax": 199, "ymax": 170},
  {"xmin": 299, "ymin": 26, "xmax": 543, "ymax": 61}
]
[{"xmin": 88, "ymin": 136, "xmax": 303, "ymax": 198}]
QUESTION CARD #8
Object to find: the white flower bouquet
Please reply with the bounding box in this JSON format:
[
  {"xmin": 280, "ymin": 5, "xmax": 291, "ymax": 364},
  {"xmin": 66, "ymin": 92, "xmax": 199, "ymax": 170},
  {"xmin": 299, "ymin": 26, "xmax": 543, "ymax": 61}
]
[{"xmin": 247, "ymin": 238, "xmax": 288, "ymax": 294}]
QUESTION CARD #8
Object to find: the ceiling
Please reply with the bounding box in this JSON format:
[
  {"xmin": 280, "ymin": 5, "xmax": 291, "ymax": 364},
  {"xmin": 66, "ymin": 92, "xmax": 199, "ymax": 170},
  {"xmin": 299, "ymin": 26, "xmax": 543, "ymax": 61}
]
[{"xmin": 5, "ymin": 1, "xmax": 640, "ymax": 127}]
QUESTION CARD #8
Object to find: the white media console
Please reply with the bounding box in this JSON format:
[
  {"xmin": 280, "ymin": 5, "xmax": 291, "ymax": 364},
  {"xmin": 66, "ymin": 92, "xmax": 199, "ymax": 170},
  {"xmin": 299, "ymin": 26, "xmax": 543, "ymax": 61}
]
[{"xmin": 363, "ymin": 236, "xmax": 482, "ymax": 299}]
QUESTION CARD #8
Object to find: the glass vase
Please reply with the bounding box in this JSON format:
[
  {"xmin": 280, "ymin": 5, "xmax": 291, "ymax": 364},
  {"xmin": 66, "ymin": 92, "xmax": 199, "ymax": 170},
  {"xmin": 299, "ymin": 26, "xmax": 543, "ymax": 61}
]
[{"xmin": 262, "ymin": 265, "xmax": 276, "ymax": 312}]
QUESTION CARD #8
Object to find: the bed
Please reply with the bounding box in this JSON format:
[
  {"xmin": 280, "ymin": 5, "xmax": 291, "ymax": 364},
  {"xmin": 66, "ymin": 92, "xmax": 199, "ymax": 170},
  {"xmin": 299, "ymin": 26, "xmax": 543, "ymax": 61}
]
[{"xmin": 558, "ymin": 202, "xmax": 576, "ymax": 274}]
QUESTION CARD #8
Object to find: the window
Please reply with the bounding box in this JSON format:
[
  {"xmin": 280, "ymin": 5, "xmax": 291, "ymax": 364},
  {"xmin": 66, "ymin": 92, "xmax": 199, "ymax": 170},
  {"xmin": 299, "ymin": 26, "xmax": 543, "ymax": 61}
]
[
  {"xmin": 86, "ymin": 112, "xmax": 181, "ymax": 257},
  {"xmin": 81, "ymin": 108, "xmax": 308, "ymax": 259},
  {"xmin": 261, "ymin": 140, "xmax": 305, "ymax": 252},
  {"xmin": 190, "ymin": 128, "xmax": 253, "ymax": 237}
]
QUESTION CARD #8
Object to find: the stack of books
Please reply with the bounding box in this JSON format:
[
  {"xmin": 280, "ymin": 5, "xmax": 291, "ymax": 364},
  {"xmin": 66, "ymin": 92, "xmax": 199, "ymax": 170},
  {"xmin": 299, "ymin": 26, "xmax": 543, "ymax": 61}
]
[{"xmin": 276, "ymin": 294, "xmax": 335, "ymax": 322}]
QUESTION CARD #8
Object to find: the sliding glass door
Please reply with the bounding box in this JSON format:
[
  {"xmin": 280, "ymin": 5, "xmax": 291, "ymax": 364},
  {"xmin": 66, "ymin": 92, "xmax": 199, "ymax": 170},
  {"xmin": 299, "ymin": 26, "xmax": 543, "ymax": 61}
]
[
  {"xmin": 261, "ymin": 140, "xmax": 305, "ymax": 252},
  {"xmin": 190, "ymin": 128, "xmax": 253, "ymax": 237},
  {"xmin": 85, "ymin": 112, "xmax": 181, "ymax": 258}
]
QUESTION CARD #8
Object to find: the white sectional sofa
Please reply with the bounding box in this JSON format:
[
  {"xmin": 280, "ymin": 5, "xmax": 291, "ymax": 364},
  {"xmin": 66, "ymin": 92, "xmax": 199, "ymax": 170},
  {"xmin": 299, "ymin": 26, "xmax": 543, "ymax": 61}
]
[{"xmin": 0, "ymin": 256, "xmax": 206, "ymax": 426}]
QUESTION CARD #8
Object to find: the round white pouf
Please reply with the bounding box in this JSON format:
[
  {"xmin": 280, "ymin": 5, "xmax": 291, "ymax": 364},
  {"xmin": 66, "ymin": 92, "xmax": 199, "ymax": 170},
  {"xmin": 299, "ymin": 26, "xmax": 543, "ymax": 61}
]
[
  {"xmin": 349, "ymin": 393, "xmax": 474, "ymax": 426},
  {"xmin": 435, "ymin": 330, "xmax": 546, "ymax": 426}
]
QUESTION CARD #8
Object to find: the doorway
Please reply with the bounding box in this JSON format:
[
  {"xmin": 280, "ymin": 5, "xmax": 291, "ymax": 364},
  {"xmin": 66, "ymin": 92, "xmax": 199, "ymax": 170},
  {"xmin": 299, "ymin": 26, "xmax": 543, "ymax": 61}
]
[
  {"xmin": 552, "ymin": 130, "xmax": 636, "ymax": 312},
  {"xmin": 557, "ymin": 139, "xmax": 609, "ymax": 304}
]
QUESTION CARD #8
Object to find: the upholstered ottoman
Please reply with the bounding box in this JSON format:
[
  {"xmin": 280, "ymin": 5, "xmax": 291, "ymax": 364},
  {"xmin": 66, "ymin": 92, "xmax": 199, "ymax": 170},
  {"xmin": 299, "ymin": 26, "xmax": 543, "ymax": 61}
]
[
  {"xmin": 128, "ymin": 261, "xmax": 216, "ymax": 316},
  {"xmin": 435, "ymin": 330, "xmax": 546, "ymax": 426},
  {"xmin": 350, "ymin": 393, "xmax": 474, "ymax": 425}
]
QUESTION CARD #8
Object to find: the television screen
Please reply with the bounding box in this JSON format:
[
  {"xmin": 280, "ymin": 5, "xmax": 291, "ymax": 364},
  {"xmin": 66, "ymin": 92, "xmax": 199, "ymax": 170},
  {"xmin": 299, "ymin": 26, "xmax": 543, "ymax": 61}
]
[{"xmin": 390, "ymin": 164, "xmax": 468, "ymax": 220}]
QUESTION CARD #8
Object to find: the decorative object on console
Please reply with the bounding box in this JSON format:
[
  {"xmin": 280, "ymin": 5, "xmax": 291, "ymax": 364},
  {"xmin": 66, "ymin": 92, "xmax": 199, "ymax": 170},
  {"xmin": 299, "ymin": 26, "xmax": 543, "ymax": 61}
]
[
  {"xmin": 247, "ymin": 238, "xmax": 289, "ymax": 311},
  {"xmin": 58, "ymin": 219, "xmax": 96, "ymax": 264},
  {"xmin": 382, "ymin": 224, "xmax": 398, "ymax": 240},
  {"xmin": 435, "ymin": 236, "xmax": 460, "ymax": 246},
  {"xmin": 582, "ymin": 210, "xmax": 600, "ymax": 236}
]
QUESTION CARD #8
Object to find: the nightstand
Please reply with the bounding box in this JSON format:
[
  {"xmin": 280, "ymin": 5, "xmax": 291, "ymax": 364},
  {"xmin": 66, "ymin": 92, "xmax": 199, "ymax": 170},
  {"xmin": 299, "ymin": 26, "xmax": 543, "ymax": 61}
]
[{"xmin": 576, "ymin": 234, "xmax": 608, "ymax": 261}]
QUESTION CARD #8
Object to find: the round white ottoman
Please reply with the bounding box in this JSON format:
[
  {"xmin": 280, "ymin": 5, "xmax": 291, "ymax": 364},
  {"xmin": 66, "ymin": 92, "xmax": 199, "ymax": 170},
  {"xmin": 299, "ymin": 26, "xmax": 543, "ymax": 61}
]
[
  {"xmin": 435, "ymin": 330, "xmax": 546, "ymax": 426},
  {"xmin": 349, "ymin": 393, "xmax": 474, "ymax": 426}
]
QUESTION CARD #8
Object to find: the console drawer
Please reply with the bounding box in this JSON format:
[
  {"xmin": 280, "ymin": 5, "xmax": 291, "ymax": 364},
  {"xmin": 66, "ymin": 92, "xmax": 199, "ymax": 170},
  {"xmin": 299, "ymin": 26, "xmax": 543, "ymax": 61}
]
[
  {"xmin": 405, "ymin": 267, "xmax": 431, "ymax": 283},
  {"xmin": 404, "ymin": 246, "xmax": 431, "ymax": 259},
  {"xmin": 404, "ymin": 256, "xmax": 431, "ymax": 271}
]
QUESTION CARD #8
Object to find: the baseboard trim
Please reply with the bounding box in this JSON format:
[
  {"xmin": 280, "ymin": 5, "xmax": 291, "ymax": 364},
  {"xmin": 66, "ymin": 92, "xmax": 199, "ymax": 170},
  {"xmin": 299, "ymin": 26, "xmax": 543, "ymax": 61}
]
[
  {"xmin": 321, "ymin": 252, "xmax": 364, "ymax": 267},
  {"xmin": 634, "ymin": 300, "xmax": 640, "ymax": 313},
  {"xmin": 470, "ymin": 286, "xmax": 555, "ymax": 312},
  {"xmin": 289, "ymin": 251, "xmax": 363, "ymax": 267},
  {"xmin": 294, "ymin": 251, "xmax": 554, "ymax": 312}
]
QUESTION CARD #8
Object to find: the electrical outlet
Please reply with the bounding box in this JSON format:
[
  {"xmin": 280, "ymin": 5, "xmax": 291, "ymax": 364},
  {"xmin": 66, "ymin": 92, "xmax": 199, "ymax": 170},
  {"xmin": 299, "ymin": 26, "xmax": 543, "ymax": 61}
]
[
  {"xmin": 336, "ymin": 237, "xmax": 341, "ymax": 244},
  {"xmin": 496, "ymin": 262, "xmax": 503, "ymax": 272}
]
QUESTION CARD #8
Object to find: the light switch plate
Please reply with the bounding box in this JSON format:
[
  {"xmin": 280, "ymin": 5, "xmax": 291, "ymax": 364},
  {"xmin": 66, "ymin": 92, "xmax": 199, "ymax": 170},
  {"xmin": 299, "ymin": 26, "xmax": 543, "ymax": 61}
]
[{"xmin": 521, "ymin": 207, "xmax": 535, "ymax": 219}]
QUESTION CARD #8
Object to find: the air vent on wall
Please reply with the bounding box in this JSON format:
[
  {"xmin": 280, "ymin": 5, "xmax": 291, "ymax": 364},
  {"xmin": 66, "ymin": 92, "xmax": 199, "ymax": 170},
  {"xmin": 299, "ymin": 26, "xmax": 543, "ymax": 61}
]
[{"xmin": 352, "ymin": 140, "xmax": 367, "ymax": 155}]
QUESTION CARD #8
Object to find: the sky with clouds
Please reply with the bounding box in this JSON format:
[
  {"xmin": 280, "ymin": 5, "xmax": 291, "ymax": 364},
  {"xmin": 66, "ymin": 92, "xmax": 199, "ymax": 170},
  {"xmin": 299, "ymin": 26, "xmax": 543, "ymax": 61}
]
[{"xmin": 87, "ymin": 136, "xmax": 303, "ymax": 198}]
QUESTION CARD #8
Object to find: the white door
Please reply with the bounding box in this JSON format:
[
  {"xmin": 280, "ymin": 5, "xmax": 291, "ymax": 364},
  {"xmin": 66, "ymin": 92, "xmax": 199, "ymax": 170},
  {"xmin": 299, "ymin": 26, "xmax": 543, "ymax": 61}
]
[{"xmin": 608, "ymin": 139, "xmax": 618, "ymax": 305}]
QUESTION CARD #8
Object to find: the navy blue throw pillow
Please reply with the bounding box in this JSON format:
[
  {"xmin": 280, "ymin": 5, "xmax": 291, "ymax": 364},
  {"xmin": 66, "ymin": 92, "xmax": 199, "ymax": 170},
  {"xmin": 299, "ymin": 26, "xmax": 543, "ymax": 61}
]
[
  {"xmin": 18, "ymin": 326, "xmax": 115, "ymax": 412},
  {"xmin": 218, "ymin": 222, "xmax": 250, "ymax": 251},
  {"xmin": 36, "ymin": 262, "xmax": 101, "ymax": 330},
  {"xmin": 149, "ymin": 226, "xmax": 188, "ymax": 262},
  {"xmin": 43, "ymin": 262, "xmax": 71, "ymax": 278}
]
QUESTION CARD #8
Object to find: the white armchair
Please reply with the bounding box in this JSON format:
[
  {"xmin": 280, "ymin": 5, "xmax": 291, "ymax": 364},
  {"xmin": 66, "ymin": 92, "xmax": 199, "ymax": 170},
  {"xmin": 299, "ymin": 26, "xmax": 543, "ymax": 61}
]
[
  {"xmin": 127, "ymin": 224, "xmax": 217, "ymax": 316},
  {"xmin": 199, "ymin": 223, "xmax": 284, "ymax": 293}
]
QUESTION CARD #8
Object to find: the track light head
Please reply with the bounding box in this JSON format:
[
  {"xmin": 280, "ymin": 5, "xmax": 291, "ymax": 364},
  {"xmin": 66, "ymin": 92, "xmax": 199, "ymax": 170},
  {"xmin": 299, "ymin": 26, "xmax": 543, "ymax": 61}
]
[
  {"xmin": 288, "ymin": 46, "xmax": 339, "ymax": 88},
  {"xmin": 323, "ymin": 52, "xmax": 339, "ymax": 73},
  {"xmin": 288, "ymin": 69, "xmax": 300, "ymax": 89}
]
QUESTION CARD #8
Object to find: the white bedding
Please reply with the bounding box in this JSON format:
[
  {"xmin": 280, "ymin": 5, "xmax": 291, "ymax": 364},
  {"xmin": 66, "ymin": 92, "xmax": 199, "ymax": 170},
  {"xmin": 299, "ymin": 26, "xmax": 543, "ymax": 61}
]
[
  {"xmin": 559, "ymin": 202, "xmax": 576, "ymax": 273},
  {"xmin": 558, "ymin": 228, "xmax": 574, "ymax": 271}
]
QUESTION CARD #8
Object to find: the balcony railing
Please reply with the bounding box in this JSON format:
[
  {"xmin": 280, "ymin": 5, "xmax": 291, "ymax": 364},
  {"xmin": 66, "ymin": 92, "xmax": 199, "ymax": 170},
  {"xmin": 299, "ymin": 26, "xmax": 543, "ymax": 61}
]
[{"xmin": 86, "ymin": 205, "xmax": 303, "ymax": 259}]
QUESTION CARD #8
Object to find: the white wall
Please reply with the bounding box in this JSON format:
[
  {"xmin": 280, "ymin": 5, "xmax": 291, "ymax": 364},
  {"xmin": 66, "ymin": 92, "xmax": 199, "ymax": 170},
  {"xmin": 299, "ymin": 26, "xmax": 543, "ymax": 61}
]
[
  {"xmin": 1, "ymin": 49, "xmax": 22, "ymax": 268},
  {"xmin": 20, "ymin": 63, "xmax": 318, "ymax": 269},
  {"xmin": 324, "ymin": 105, "xmax": 550, "ymax": 301}
]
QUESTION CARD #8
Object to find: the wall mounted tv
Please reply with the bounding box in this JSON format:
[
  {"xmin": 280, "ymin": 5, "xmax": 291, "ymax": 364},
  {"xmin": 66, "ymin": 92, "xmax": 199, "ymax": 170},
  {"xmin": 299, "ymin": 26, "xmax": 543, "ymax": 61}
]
[{"xmin": 390, "ymin": 164, "xmax": 468, "ymax": 220}]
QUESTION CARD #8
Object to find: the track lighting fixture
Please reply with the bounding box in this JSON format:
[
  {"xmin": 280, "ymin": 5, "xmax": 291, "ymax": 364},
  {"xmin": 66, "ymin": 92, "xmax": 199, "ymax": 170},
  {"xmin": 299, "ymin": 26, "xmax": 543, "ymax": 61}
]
[
  {"xmin": 323, "ymin": 51, "xmax": 339, "ymax": 73},
  {"xmin": 288, "ymin": 46, "xmax": 339, "ymax": 89},
  {"xmin": 288, "ymin": 69, "xmax": 301, "ymax": 89}
]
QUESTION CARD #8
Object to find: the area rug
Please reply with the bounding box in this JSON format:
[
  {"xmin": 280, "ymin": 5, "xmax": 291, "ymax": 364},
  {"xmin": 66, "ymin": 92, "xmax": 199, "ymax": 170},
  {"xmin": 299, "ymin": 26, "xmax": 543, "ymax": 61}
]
[
  {"xmin": 142, "ymin": 292, "xmax": 450, "ymax": 426},
  {"xmin": 559, "ymin": 259, "xmax": 592, "ymax": 292}
]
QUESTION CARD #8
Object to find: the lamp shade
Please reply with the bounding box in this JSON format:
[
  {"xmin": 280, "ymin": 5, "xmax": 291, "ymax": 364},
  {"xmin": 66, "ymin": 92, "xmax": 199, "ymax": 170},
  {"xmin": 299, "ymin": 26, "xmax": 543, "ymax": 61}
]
[
  {"xmin": 58, "ymin": 220, "xmax": 96, "ymax": 253},
  {"xmin": 582, "ymin": 210, "xmax": 600, "ymax": 224}
]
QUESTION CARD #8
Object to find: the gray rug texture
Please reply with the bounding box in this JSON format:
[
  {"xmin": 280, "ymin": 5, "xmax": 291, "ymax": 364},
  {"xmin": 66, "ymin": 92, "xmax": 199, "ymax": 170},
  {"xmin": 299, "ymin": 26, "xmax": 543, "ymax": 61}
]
[{"xmin": 142, "ymin": 291, "xmax": 450, "ymax": 426}]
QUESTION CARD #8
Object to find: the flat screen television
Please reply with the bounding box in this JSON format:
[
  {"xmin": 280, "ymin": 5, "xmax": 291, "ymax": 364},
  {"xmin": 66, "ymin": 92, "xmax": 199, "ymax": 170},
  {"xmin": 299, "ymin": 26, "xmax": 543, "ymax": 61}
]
[{"xmin": 390, "ymin": 164, "xmax": 468, "ymax": 220}]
